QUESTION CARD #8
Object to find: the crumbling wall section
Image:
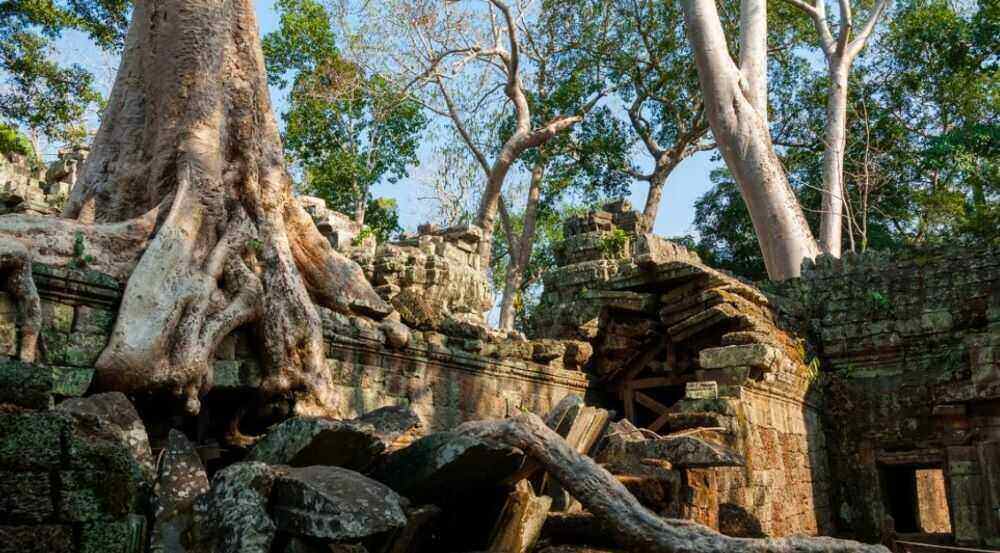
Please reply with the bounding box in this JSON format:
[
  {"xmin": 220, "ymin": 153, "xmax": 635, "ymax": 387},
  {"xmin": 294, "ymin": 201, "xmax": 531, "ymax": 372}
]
[{"xmin": 533, "ymin": 200, "xmax": 834, "ymax": 538}]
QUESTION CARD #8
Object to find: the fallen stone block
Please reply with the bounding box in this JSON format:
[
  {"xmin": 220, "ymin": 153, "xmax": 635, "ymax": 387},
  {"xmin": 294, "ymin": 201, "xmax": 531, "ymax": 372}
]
[
  {"xmin": 271, "ymin": 465, "xmax": 408, "ymax": 541},
  {"xmin": 247, "ymin": 406, "xmax": 422, "ymax": 471},
  {"xmin": 354, "ymin": 405, "xmax": 423, "ymax": 450},
  {"xmin": 246, "ymin": 417, "xmax": 385, "ymax": 471},
  {"xmin": 151, "ymin": 430, "xmax": 209, "ymax": 553},
  {"xmin": 373, "ymin": 430, "xmax": 524, "ymax": 504},
  {"xmin": 57, "ymin": 392, "xmax": 155, "ymax": 480},
  {"xmin": 191, "ymin": 462, "xmax": 279, "ymax": 553}
]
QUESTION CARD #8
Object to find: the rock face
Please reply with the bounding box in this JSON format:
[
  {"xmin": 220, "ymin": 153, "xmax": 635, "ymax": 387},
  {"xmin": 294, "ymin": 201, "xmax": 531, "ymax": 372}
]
[
  {"xmin": 191, "ymin": 462, "xmax": 279, "ymax": 553},
  {"xmin": 374, "ymin": 430, "xmax": 524, "ymax": 504},
  {"xmin": 246, "ymin": 417, "xmax": 387, "ymax": 471},
  {"xmin": 150, "ymin": 430, "xmax": 210, "ymax": 553},
  {"xmin": 271, "ymin": 466, "xmax": 408, "ymax": 541},
  {"xmin": 57, "ymin": 392, "xmax": 155, "ymax": 480},
  {"xmin": 246, "ymin": 406, "xmax": 422, "ymax": 471}
]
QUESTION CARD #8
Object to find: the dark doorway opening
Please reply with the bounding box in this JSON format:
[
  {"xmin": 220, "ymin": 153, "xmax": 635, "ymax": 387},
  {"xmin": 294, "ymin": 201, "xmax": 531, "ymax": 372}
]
[{"xmin": 881, "ymin": 466, "xmax": 920, "ymax": 533}]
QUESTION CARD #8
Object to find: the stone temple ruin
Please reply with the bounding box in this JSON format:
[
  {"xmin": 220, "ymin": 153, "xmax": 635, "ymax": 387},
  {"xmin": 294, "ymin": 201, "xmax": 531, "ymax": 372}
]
[{"xmin": 0, "ymin": 185, "xmax": 997, "ymax": 552}]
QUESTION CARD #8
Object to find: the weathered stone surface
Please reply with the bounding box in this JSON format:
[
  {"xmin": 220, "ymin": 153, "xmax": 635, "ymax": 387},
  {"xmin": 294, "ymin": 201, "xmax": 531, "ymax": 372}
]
[
  {"xmin": 599, "ymin": 422, "xmax": 742, "ymax": 470},
  {"xmin": 57, "ymin": 392, "xmax": 154, "ymax": 480},
  {"xmin": 79, "ymin": 515, "xmax": 146, "ymax": 553},
  {"xmin": 718, "ymin": 502, "xmax": 766, "ymax": 538},
  {"xmin": 151, "ymin": 430, "xmax": 210, "ymax": 553},
  {"xmin": 0, "ymin": 471, "xmax": 53, "ymax": 523},
  {"xmin": 374, "ymin": 430, "xmax": 524, "ymax": 503},
  {"xmin": 0, "ymin": 361, "xmax": 57, "ymax": 409},
  {"xmin": 0, "ymin": 411, "xmax": 69, "ymax": 470},
  {"xmin": 60, "ymin": 468, "xmax": 140, "ymax": 521},
  {"xmin": 271, "ymin": 465, "xmax": 407, "ymax": 541},
  {"xmin": 247, "ymin": 417, "xmax": 386, "ymax": 471},
  {"xmin": 0, "ymin": 525, "xmax": 74, "ymax": 553},
  {"xmin": 699, "ymin": 344, "xmax": 783, "ymax": 371},
  {"xmin": 355, "ymin": 404, "xmax": 423, "ymax": 449},
  {"xmin": 373, "ymin": 224, "xmax": 492, "ymax": 329},
  {"xmin": 191, "ymin": 462, "xmax": 279, "ymax": 553}
]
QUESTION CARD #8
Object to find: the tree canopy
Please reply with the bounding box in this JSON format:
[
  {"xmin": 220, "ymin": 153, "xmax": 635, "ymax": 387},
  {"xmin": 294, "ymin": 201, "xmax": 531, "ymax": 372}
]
[
  {"xmin": 0, "ymin": 0, "xmax": 128, "ymax": 150},
  {"xmin": 263, "ymin": 0, "xmax": 426, "ymax": 242}
]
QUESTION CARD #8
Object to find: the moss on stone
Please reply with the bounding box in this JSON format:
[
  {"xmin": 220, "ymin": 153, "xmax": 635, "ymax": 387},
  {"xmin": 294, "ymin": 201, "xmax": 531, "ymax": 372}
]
[
  {"xmin": 0, "ymin": 412, "xmax": 69, "ymax": 470},
  {"xmin": 79, "ymin": 516, "xmax": 145, "ymax": 553}
]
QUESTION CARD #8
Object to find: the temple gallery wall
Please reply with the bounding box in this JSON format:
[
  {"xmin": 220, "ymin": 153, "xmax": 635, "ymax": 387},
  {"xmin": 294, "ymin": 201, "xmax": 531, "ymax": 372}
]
[{"xmin": 0, "ymin": 164, "xmax": 997, "ymax": 552}]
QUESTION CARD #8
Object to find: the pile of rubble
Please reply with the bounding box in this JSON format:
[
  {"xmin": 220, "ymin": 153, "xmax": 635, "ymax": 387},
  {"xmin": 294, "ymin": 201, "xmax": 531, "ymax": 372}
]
[{"xmin": 2, "ymin": 352, "xmax": 775, "ymax": 553}]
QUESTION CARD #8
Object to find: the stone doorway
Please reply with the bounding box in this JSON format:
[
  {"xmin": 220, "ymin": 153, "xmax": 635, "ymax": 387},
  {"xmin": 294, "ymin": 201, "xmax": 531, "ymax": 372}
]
[{"xmin": 880, "ymin": 465, "xmax": 953, "ymax": 536}]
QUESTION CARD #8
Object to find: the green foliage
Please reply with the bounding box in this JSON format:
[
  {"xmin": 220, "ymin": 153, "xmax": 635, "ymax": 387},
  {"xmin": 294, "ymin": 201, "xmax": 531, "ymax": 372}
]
[
  {"xmin": 0, "ymin": 0, "xmax": 127, "ymax": 144},
  {"xmin": 867, "ymin": 290, "xmax": 892, "ymax": 314},
  {"xmin": 69, "ymin": 231, "xmax": 94, "ymax": 269},
  {"xmin": 263, "ymin": 0, "xmax": 425, "ymax": 243},
  {"xmin": 692, "ymin": 0, "xmax": 999, "ymax": 280},
  {"xmin": 0, "ymin": 123, "xmax": 37, "ymax": 162},
  {"xmin": 598, "ymin": 228, "xmax": 629, "ymax": 258}
]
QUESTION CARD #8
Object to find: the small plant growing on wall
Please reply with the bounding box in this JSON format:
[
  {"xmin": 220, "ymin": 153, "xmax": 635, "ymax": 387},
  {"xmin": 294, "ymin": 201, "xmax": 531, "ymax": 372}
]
[
  {"xmin": 867, "ymin": 290, "xmax": 892, "ymax": 314},
  {"xmin": 599, "ymin": 229, "xmax": 629, "ymax": 259},
  {"xmin": 69, "ymin": 231, "xmax": 95, "ymax": 269}
]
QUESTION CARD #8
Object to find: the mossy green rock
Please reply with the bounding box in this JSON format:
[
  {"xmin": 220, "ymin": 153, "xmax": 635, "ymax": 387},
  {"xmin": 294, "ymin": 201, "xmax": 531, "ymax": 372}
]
[
  {"xmin": 0, "ymin": 412, "xmax": 69, "ymax": 470},
  {"xmin": 79, "ymin": 515, "xmax": 145, "ymax": 553}
]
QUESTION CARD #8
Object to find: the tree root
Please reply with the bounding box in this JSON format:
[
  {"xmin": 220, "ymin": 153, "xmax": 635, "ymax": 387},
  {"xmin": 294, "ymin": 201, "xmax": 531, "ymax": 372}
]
[
  {"xmin": 0, "ymin": 240, "xmax": 41, "ymax": 362},
  {"xmin": 455, "ymin": 413, "xmax": 888, "ymax": 553}
]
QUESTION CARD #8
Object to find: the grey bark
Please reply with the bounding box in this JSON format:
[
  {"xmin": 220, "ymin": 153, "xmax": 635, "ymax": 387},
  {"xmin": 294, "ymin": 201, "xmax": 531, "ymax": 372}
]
[
  {"xmin": 781, "ymin": 0, "xmax": 892, "ymax": 257},
  {"xmin": 681, "ymin": 0, "xmax": 820, "ymax": 280}
]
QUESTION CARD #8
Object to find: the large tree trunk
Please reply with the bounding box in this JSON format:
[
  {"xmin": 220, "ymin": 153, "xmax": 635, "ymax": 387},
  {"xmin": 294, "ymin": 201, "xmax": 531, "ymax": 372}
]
[
  {"xmin": 681, "ymin": 0, "xmax": 819, "ymax": 280},
  {"xmin": 457, "ymin": 413, "xmax": 888, "ymax": 552},
  {"xmin": 818, "ymin": 61, "xmax": 849, "ymax": 257},
  {"xmin": 0, "ymin": 0, "xmax": 394, "ymax": 415}
]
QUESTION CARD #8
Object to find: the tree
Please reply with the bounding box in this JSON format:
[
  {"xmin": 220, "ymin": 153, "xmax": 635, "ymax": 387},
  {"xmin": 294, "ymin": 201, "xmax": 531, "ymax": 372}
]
[
  {"xmin": 691, "ymin": 0, "xmax": 998, "ymax": 279},
  {"xmin": 0, "ymin": 0, "xmax": 128, "ymax": 150},
  {"xmin": 263, "ymin": 0, "xmax": 426, "ymax": 242},
  {"xmin": 680, "ymin": 0, "xmax": 820, "ymax": 281},
  {"xmin": 596, "ymin": 0, "xmax": 715, "ymax": 229},
  {"xmin": 0, "ymin": 0, "xmax": 396, "ymax": 416},
  {"xmin": 779, "ymin": 0, "xmax": 891, "ymax": 257}
]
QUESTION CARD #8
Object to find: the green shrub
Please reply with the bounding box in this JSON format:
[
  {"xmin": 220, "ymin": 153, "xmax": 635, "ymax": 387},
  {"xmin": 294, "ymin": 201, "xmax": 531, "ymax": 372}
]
[{"xmin": 0, "ymin": 124, "xmax": 37, "ymax": 161}]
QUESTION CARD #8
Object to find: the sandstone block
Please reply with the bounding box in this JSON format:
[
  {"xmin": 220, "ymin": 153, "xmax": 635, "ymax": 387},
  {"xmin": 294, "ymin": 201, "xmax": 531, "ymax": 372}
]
[
  {"xmin": 699, "ymin": 344, "xmax": 783, "ymax": 371},
  {"xmin": 271, "ymin": 465, "xmax": 407, "ymax": 541},
  {"xmin": 79, "ymin": 515, "xmax": 146, "ymax": 553},
  {"xmin": 151, "ymin": 430, "xmax": 209, "ymax": 553},
  {"xmin": 0, "ymin": 525, "xmax": 74, "ymax": 553},
  {"xmin": 0, "ymin": 412, "xmax": 68, "ymax": 470},
  {"xmin": 57, "ymin": 392, "xmax": 154, "ymax": 479},
  {"xmin": 191, "ymin": 462, "xmax": 278, "ymax": 553},
  {"xmin": 373, "ymin": 430, "xmax": 523, "ymax": 504},
  {"xmin": 0, "ymin": 471, "xmax": 53, "ymax": 523}
]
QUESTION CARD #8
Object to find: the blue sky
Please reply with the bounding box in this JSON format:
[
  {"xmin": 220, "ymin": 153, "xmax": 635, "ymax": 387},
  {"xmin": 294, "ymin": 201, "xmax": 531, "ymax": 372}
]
[{"xmin": 53, "ymin": 0, "xmax": 721, "ymax": 238}]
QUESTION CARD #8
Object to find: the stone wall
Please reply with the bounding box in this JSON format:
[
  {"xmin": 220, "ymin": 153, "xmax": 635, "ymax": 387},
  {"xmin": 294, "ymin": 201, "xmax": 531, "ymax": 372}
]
[
  {"xmin": 2, "ymin": 264, "xmax": 592, "ymax": 436},
  {"xmin": 0, "ymin": 371, "xmax": 148, "ymax": 553},
  {"xmin": 534, "ymin": 200, "xmax": 834, "ymax": 538},
  {"xmin": 781, "ymin": 247, "xmax": 1000, "ymax": 545}
]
